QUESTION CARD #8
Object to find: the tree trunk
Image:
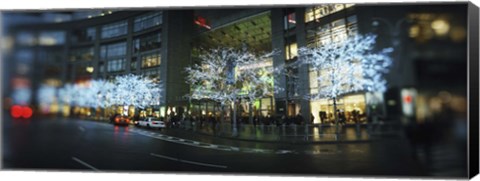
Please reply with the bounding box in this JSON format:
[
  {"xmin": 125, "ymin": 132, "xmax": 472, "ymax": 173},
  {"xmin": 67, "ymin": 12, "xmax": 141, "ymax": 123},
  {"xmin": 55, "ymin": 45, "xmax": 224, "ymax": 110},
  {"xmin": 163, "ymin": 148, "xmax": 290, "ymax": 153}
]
[
  {"xmin": 232, "ymin": 100, "xmax": 238, "ymax": 136},
  {"xmin": 221, "ymin": 103, "xmax": 225, "ymax": 123},
  {"xmin": 232, "ymin": 95, "xmax": 238, "ymax": 136},
  {"xmin": 333, "ymin": 97, "xmax": 339, "ymax": 134},
  {"xmin": 248, "ymin": 102, "xmax": 253, "ymax": 124}
]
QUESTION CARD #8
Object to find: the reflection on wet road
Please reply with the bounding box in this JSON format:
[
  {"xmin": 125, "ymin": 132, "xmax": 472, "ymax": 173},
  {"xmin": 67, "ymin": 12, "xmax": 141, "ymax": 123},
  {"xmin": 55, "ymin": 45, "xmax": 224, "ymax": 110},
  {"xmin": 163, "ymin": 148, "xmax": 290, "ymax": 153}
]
[{"xmin": 2, "ymin": 115, "xmax": 462, "ymax": 177}]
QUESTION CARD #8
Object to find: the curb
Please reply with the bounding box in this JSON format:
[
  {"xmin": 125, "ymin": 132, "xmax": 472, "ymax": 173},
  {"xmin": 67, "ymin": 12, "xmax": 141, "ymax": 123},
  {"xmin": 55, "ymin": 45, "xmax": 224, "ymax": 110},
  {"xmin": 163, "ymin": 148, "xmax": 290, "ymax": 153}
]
[{"xmin": 165, "ymin": 128, "xmax": 402, "ymax": 145}]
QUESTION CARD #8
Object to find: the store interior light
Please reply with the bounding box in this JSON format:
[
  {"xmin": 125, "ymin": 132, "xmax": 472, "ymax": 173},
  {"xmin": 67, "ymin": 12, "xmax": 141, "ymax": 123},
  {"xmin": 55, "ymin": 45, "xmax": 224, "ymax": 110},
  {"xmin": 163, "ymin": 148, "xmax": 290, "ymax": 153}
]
[
  {"xmin": 86, "ymin": 67, "xmax": 94, "ymax": 73},
  {"xmin": 431, "ymin": 19, "xmax": 450, "ymax": 36}
]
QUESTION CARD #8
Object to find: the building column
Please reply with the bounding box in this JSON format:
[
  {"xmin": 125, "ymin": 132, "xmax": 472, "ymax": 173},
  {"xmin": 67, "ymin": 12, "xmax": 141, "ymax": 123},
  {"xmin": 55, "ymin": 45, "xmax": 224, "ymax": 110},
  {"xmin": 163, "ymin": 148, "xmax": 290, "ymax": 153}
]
[
  {"xmin": 294, "ymin": 7, "xmax": 312, "ymax": 123},
  {"xmin": 92, "ymin": 26, "xmax": 101, "ymax": 79},
  {"xmin": 125, "ymin": 17, "xmax": 134, "ymax": 73},
  {"xmin": 270, "ymin": 8, "xmax": 288, "ymax": 118}
]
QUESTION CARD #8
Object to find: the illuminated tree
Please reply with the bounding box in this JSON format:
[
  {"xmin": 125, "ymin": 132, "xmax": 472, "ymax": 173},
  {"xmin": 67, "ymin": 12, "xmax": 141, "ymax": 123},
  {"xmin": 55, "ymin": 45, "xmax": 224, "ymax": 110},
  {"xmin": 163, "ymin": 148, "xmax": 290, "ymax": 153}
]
[
  {"xmin": 296, "ymin": 34, "xmax": 393, "ymax": 132},
  {"xmin": 112, "ymin": 74, "xmax": 163, "ymax": 109},
  {"xmin": 36, "ymin": 84, "xmax": 57, "ymax": 112},
  {"xmin": 57, "ymin": 83, "xmax": 77, "ymax": 107},
  {"xmin": 55, "ymin": 75, "xmax": 161, "ymax": 115},
  {"xmin": 185, "ymin": 47, "xmax": 278, "ymax": 134},
  {"xmin": 239, "ymin": 58, "xmax": 282, "ymax": 124}
]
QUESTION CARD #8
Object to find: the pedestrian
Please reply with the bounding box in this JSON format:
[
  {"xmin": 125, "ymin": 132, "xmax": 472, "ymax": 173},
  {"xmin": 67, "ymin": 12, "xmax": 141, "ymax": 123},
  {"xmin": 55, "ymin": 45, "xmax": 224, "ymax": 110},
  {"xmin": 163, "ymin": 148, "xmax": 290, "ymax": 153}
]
[{"xmin": 296, "ymin": 113, "xmax": 305, "ymax": 125}]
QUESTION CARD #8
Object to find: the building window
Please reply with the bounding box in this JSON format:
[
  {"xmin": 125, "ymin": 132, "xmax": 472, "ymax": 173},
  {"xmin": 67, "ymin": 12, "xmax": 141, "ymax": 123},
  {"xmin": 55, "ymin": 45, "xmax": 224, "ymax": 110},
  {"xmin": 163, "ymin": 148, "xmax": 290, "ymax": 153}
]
[
  {"xmin": 285, "ymin": 35, "xmax": 297, "ymax": 61},
  {"xmin": 71, "ymin": 27, "xmax": 96, "ymax": 43},
  {"xmin": 100, "ymin": 42, "xmax": 127, "ymax": 59},
  {"xmin": 305, "ymin": 4, "xmax": 355, "ymax": 23},
  {"xmin": 284, "ymin": 10, "xmax": 296, "ymax": 30},
  {"xmin": 133, "ymin": 32, "xmax": 161, "ymax": 53},
  {"xmin": 142, "ymin": 68, "xmax": 161, "ymax": 83},
  {"xmin": 101, "ymin": 21, "xmax": 127, "ymax": 39},
  {"xmin": 134, "ymin": 12, "xmax": 163, "ymax": 32},
  {"xmin": 107, "ymin": 58, "xmax": 126, "ymax": 72},
  {"xmin": 75, "ymin": 63, "xmax": 94, "ymax": 75},
  {"xmin": 131, "ymin": 57, "xmax": 137, "ymax": 70},
  {"xmin": 69, "ymin": 47, "xmax": 94, "ymax": 62},
  {"xmin": 16, "ymin": 31, "xmax": 36, "ymax": 46},
  {"xmin": 38, "ymin": 31, "xmax": 65, "ymax": 46},
  {"xmin": 285, "ymin": 42, "xmax": 298, "ymax": 61},
  {"xmin": 99, "ymin": 62, "xmax": 105, "ymax": 74},
  {"xmin": 141, "ymin": 52, "xmax": 161, "ymax": 68},
  {"xmin": 306, "ymin": 15, "xmax": 358, "ymax": 47}
]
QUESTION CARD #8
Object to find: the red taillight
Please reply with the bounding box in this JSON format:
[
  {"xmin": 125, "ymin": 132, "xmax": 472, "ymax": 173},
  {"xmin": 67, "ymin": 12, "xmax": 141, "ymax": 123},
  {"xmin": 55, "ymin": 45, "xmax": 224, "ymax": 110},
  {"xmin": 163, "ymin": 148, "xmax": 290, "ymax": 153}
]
[
  {"xmin": 126, "ymin": 119, "xmax": 130, "ymax": 123},
  {"xmin": 11, "ymin": 105, "xmax": 32, "ymax": 119},
  {"xmin": 21, "ymin": 107, "xmax": 33, "ymax": 118},
  {"xmin": 11, "ymin": 105, "xmax": 22, "ymax": 118},
  {"xmin": 115, "ymin": 117, "xmax": 120, "ymax": 123}
]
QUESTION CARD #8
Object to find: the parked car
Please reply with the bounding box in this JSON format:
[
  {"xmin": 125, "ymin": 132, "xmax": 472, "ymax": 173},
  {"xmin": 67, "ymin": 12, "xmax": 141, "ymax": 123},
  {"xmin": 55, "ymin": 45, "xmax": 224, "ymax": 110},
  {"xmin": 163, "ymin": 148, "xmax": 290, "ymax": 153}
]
[
  {"xmin": 112, "ymin": 115, "xmax": 131, "ymax": 126},
  {"xmin": 138, "ymin": 117, "xmax": 165, "ymax": 129}
]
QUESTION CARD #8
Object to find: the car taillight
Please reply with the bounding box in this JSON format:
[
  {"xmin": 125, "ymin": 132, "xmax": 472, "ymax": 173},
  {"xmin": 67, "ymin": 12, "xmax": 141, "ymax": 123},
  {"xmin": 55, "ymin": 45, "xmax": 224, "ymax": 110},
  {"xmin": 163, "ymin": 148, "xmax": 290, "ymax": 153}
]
[
  {"xmin": 11, "ymin": 105, "xmax": 33, "ymax": 119},
  {"xmin": 126, "ymin": 119, "xmax": 130, "ymax": 123},
  {"xmin": 115, "ymin": 118, "xmax": 120, "ymax": 122}
]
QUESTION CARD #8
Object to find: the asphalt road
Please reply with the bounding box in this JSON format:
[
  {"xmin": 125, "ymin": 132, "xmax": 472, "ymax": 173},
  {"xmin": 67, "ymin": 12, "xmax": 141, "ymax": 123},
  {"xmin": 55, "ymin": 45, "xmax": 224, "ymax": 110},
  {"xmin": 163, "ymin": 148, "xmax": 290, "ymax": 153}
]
[{"xmin": 1, "ymin": 114, "xmax": 442, "ymax": 177}]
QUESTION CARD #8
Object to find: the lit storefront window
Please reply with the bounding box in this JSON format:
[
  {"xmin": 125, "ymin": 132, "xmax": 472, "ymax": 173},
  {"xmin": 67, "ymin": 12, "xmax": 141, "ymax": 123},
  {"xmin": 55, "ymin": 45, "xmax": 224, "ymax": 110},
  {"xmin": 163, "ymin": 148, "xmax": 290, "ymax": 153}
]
[
  {"xmin": 75, "ymin": 63, "xmax": 94, "ymax": 75},
  {"xmin": 310, "ymin": 94, "xmax": 366, "ymax": 124},
  {"xmin": 285, "ymin": 42, "xmax": 298, "ymax": 60},
  {"xmin": 305, "ymin": 4, "xmax": 355, "ymax": 23},
  {"xmin": 407, "ymin": 13, "xmax": 465, "ymax": 43},
  {"xmin": 38, "ymin": 31, "xmax": 65, "ymax": 46},
  {"xmin": 141, "ymin": 52, "xmax": 161, "ymax": 68},
  {"xmin": 134, "ymin": 12, "xmax": 163, "ymax": 32},
  {"xmin": 101, "ymin": 21, "xmax": 127, "ymax": 39}
]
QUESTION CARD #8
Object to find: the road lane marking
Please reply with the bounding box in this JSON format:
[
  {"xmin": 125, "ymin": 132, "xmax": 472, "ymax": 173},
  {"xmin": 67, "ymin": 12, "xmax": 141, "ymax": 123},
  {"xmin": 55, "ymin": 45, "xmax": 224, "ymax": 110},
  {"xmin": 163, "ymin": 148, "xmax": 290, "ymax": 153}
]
[
  {"xmin": 130, "ymin": 129, "xmax": 302, "ymax": 155},
  {"xmin": 72, "ymin": 157, "xmax": 100, "ymax": 171},
  {"xmin": 179, "ymin": 159, "xmax": 227, "ymax": 169},
  {"xmin": 78, "ymin": 126, "xmax": 85, "ymax": 132},
  {"xmin": 150, "ymin": 153, "xmax": 178, "ymax": 161},
  {"xmin": 150, "ymin": 153, "xmax": 227, "ymax": 169}
]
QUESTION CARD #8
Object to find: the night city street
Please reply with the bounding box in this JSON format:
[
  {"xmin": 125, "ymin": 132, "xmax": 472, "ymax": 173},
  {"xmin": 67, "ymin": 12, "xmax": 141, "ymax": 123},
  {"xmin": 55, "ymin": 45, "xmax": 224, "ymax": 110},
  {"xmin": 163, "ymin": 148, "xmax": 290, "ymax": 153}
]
[
  {"xmin": 1, "ymin": 2, "xmax": 477, "ymax": 179},
  {"xmin": 2, "ymin": 113, "xmax": 467, "ymax": 177}
]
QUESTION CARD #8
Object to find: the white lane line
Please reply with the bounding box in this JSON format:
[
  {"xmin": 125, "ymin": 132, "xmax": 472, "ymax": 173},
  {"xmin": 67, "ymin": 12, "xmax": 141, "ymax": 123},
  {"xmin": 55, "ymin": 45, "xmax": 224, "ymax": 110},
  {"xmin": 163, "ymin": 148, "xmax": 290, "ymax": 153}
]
[
  {"xmin": 78, "ymin": 126, "xmax": 85, "ymax": 132},
  {"xmin": 179, "ymin": 159, "xmax": 227, "ymax": 169},
  {"xmin": 150, "ymin": 153, "xmax": 227, "ymax": 169},
  {"xmin": 72, "ymin": 157, "xmax": 100, "ymax": 171},
  {"xmin": 132, "ymin": 130, "xmax": 288, "ymax": 155},
  {"xmin": 150, "ymin": 153, "xmax": 178, "ymax": 161}
]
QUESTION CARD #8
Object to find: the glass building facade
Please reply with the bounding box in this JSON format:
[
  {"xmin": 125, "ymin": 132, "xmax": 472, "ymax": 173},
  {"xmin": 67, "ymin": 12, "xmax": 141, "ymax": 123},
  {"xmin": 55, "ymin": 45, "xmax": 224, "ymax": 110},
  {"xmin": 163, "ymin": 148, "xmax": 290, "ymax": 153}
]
[{"xmin": 4, "ymin": 4, "xmax": 469, "ymax": 126}]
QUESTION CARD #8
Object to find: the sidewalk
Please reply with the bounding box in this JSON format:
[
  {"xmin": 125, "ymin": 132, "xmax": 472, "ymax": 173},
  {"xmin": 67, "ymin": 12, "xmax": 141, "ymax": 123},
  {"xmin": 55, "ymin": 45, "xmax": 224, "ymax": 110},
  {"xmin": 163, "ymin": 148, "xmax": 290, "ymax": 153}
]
[{"xmin": 170, "ymin": 121, "xmax": 404, "ymax": 144}]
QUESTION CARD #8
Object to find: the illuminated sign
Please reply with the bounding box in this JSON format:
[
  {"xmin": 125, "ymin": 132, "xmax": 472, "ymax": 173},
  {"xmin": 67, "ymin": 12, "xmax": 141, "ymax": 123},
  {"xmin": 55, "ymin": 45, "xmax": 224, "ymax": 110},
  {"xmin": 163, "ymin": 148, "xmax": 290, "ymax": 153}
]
[
  {"xmin": 401, "ymin": 88, "xmax": 417, "ymax": 117},
  {"xmin": 194, "ymin": 16, "xmax": 211, "ymax": 30}
]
